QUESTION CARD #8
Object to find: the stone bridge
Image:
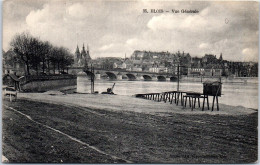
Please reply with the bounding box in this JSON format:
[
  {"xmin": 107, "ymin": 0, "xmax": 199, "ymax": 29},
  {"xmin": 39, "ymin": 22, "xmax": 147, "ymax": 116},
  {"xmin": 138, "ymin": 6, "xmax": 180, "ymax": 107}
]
[{"xmin": 68, "ymin": 67, "xmax": 178, "ymax": 81}]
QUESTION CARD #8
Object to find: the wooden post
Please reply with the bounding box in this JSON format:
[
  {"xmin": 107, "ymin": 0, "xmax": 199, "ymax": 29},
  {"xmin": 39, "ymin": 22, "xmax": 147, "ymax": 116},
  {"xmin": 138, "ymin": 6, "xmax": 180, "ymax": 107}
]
[
  {"xmin": 177, "ymin": 64, "xmax": 180, "ymax": 91},
  {"xmin": 193, "ymin": 97, "xmax": 196, "ymax": 108},
  {"xmin": 180, "ymin": 92, "xmax": 183, "ymax": 106},
  {"xmin": 191, "ymin": 97, "xmax": 193, "ymax": 111},
  {"xmin": 216, "ymin": 96, "xmax": 219, "ymax": 111},
  {"xmin": 184, "ymin": 96, "xmax": 187, "ymax": 107},
  {"xmin": 212, "ymin": 96, "xmax": 215, "ymax": 111},
  {"xmin": 207, "ymin": 96, "xmax": 209, "ymax": 110},
  {"xmin": 176, "ymin": 92, "xmax": 180, "ymax": 105},
  {"xmin": 202, "ymin": 96, "xmax": 205, "ymax": 111},
  {"xmin": 92, "ymin": 65, "xmax": 94, "ymax": 93},
  {"xmin": 170, "ymin": 93, "xmax": 174, "ymax": 104}
]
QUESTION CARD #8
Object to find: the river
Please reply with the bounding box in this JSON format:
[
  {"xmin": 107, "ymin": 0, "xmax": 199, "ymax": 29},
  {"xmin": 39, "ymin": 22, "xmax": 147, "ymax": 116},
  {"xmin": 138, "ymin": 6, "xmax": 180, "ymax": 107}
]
[{"xmin": 78, "ymin": 78, "xmax": 258, "ymax": 110}]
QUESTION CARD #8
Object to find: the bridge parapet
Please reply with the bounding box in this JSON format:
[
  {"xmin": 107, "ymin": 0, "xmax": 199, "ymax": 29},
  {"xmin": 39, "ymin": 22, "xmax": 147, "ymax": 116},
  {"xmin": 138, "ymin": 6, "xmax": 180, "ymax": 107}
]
[{"xmin": 69, "ymin": 67, "xmax": 177, "ymax": 81}]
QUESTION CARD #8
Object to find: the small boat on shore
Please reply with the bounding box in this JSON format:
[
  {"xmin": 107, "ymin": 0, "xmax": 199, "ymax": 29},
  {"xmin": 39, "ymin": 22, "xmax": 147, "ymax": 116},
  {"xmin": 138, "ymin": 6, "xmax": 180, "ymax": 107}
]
[{"xmin": 101, "ymin": 83, "xmax": 116, "ymax": 95}]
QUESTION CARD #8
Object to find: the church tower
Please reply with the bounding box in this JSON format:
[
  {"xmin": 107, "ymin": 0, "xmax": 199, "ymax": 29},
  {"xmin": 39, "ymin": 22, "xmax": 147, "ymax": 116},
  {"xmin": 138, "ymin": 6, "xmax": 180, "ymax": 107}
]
[
  {"xmin": 74, "ymin": 45, "xmax": 80, "ymax": 66},
  {"xmin": 85, "ymin": 44, "xmax": 91, "ymax": 61},
  {"xmin": 75, "ymin": 44, "xmax": 92, "ymax": 67},
  {"xmin": 80, "ymin": 44, "xmax": 88, "ymax": 67},
  {"xmin": 219, "ymin": 53, "xmax": 223, "ymax": 61},
  {"xmin": 81, "ymin": 44, "xmax": 87, "ymax": 58}
]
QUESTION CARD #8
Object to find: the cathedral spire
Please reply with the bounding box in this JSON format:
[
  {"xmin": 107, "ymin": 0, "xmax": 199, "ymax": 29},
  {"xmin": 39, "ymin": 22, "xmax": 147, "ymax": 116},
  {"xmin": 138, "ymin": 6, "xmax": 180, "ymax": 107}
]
[
  {"xmin": 81, "ymin": 43, "xmax": 86, "ymax": 57},
  {"xmin": 85, "ymin": 44, "xmax": 91, "ymax": 60},
  {"xmin": 75, "ymin": 45, "xmax": 80, "ymax": 54},
  {"xmin": 219, "ymin": 53, "xmax": 223, "ymax": 61},
  {"xmin": 74, "ymin": 45, "xmax": 81, "ymax": 66}
]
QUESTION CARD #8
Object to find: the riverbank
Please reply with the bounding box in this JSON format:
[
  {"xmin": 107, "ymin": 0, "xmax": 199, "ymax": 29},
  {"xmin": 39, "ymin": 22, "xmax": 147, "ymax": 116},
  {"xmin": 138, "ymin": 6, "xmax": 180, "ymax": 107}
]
[
  {"xmin": 2, "ymin": 91, "xmax": 258, "ymax": 163},
  {"xmin": 73, "ymin": 79, "xmax": 258, "ymax": 109},
  {"xmin": 17, "ymin": 91, "xmax": 257, "ymax": 116}
]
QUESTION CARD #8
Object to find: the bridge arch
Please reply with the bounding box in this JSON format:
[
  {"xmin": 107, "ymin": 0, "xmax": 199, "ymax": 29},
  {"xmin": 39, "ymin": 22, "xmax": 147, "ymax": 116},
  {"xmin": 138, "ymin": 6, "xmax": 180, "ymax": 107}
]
[
  {"xmin": 170, "ymin": 76, "xmax": 178, "ymax": 81},
  {"xmin": 157, "ymin": 75, "xmax": 166, "ymax": 81},
  {"xmin": 106, "ymin": 72, "xmax": 117, "ymax": 80},
  {"xmin": 126, "ymin": 73, "xmax": 136, "ymax": 80},
  {"xmin": 143, "ymin": 75, "xmax": 152, "ymax": 81}
]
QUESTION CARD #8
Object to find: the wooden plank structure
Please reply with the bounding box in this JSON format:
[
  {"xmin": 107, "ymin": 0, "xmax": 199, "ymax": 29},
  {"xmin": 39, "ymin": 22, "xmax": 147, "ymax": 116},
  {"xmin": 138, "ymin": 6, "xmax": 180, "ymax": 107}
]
[
  {"xmin": 135, "ymin": 81, "xmax": 222, "ymax": 111},
  {"xmin": 203, "ymin": 81, "xmax": 222, "ymax": 111},
  {"xmin": 183, "ymin": 92, "xmax": 209, "ymax": 111},
  {"xmin": 137, "ymin": 91, "xmax": 179, "ymax": 103}
]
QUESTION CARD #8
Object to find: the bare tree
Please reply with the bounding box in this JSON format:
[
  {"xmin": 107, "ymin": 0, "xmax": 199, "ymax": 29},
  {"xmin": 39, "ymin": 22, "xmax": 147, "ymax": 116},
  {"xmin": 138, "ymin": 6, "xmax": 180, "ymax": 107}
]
[
  {"xmin": 45, "ymin": 42, "xmax": 54, "ymax": 75},
  {"xmin": 29, "ymin": 37, "xmax": 43, "ymax": 75},
  {"xmin": 49, "ymin": 47, "xmax": 59, "ymax": 74},
  {"xmin": 40, "ymin": 41, "xmax": 52, "ymax": 74},
  {"xmin": 10, "ymin": 32, "xmax": 34, "ymax": 75},
  {"xmin": 10, "ymin": 32, "xmax": 74, "ymax": 75}
]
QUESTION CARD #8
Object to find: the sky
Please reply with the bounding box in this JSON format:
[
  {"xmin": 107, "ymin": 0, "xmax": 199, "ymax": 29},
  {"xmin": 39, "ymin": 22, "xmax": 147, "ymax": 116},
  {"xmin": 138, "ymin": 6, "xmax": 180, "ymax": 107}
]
[{"xmin": 2, "ymin": 0, "xmax": 259, "ymax": 61}]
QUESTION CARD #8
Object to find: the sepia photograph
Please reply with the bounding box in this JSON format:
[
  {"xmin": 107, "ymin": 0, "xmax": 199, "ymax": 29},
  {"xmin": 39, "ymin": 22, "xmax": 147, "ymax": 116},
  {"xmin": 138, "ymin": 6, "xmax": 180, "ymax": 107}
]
[{"xmin": 2, "ymin": 0, "xmax": 258, "ymax": 163}]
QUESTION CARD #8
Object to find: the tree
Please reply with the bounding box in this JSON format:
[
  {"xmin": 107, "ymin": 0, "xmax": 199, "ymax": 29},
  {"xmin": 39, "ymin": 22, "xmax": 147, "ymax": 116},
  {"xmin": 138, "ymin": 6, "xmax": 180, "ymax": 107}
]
[
  {"xmin": 10, "ymin": 32, "xmax": 74, "ymax": 75},
  {"xmin": 41, "ymin": 41, "xmax": 52, "ymax": 74},
  {"xmin": 10, "ymin": 32, "xmax": 35, "ymax": 75},
  {"xmin": 29, "ymin": 37, "xmax": 44, "ymax": 75},
  {"xmin": 49, "ymin": 47, "xmax": 59, "ymax": 74},
  {"xmin": 58, "ymin": 47, "xmax": 73, "ymax": 73},
  {"xmin": 42, "ymin": 41, "xmax": 54, "ymax": 75}
]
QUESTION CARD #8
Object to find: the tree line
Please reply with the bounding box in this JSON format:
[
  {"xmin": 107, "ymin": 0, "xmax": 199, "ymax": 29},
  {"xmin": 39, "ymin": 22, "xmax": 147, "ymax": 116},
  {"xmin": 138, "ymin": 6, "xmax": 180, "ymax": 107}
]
[{"xmin": 10, "ymin": 32, "xmax": 74, "ymax": 75}]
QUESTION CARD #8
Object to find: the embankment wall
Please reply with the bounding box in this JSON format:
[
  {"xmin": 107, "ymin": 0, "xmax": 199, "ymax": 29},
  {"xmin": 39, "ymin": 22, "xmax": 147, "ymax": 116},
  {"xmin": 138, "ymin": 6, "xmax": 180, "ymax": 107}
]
[
  {"xmin": 21, "ymin": 78, "xmax": 76, "ymax": 92},
  {"xmin": 181, "ymin": 76, "xmax": 258, "ymax": 83}
]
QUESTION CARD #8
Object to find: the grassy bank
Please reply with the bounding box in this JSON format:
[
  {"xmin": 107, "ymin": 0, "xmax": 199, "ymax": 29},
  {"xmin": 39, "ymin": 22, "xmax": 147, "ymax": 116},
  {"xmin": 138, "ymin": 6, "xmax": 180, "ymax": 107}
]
[{"xmin": 2, "ymin": 98, "xmax": 257, "ymax": 163}]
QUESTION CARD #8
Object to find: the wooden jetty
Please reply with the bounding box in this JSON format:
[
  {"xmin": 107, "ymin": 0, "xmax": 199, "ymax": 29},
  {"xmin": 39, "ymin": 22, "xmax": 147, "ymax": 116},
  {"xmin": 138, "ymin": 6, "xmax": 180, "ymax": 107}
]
[{"xmin": 135, "ymin": 82, "xmax": 222, "ymax": 111}]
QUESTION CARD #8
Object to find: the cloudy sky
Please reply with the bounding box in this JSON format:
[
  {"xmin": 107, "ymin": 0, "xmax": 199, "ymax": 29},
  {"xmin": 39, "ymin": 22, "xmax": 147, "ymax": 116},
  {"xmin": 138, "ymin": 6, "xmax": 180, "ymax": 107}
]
[{"xmin": 3, "ymin": 0, "xmax": 259, "ymax": 61}]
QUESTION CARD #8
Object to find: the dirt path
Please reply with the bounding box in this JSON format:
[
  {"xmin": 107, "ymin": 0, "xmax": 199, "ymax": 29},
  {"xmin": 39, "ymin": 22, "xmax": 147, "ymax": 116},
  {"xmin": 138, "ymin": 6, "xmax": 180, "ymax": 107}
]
[{"xmin": 2, "ymin": 99, "xmax": 258, "ymax": 163}]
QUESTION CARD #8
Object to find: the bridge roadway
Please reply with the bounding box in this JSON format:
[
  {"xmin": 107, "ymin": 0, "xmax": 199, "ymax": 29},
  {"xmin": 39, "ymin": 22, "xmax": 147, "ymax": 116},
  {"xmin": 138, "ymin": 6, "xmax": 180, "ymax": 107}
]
[{"xmin": 68, "ymin": 67, "xmax": 178, "ymax": 81}]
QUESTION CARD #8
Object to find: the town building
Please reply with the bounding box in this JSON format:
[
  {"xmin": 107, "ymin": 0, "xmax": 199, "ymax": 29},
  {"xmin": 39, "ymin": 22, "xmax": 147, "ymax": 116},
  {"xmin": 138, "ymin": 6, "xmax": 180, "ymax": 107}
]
[
  {"xmin": 188, "ymin": 68, "xmax": 205, "ymax": 77},
  {"xmin": 3, "ymin": 49, "xmax": 24, "ymax": 76},
  {"xmin": 90, "ymin": 49, "xmax": 257, "ymax": 77}
]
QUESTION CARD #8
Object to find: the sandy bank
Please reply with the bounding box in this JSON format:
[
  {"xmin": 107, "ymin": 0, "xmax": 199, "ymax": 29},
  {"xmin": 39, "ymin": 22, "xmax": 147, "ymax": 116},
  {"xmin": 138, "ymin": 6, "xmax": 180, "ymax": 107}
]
[{"xmin": 18, "ymin": 92, "xmax": 256, "ymax": 116}]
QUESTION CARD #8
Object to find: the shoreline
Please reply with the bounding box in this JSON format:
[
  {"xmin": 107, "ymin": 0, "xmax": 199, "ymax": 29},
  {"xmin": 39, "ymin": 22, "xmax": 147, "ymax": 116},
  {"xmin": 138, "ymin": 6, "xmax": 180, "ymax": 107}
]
[{"xmin": 16, "ymin": 89, "xmax": 257, "ymax": 116}]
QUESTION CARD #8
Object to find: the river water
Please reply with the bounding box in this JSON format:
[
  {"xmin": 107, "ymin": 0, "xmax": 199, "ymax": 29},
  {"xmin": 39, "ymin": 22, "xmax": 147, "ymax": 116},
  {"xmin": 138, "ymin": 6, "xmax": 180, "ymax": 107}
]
[{"xmin": 78, "ymin": 78, "xmax": 258, "ymax": 110}]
